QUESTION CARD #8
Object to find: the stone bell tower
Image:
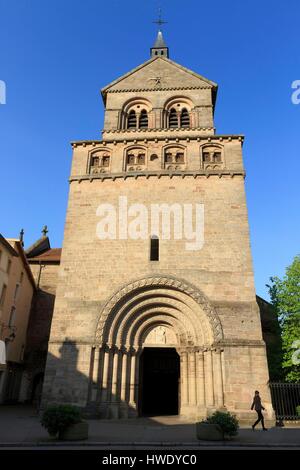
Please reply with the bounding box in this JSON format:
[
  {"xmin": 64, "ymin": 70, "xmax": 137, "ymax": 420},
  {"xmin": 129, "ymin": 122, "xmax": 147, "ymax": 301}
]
[{"xmin": 42, "ymin": 29, "xmax": 273, "ymax": 423}]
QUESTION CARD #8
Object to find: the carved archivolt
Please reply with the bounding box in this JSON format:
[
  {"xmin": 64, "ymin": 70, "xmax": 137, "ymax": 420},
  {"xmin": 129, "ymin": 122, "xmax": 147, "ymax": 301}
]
[{"xmin": 94, "ymin": 276, "xmax": 223, "ymax": 347}]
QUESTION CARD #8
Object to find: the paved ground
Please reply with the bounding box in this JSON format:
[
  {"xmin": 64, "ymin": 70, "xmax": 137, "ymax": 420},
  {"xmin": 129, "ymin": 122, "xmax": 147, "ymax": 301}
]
[{"xmin": 0, "ymin": 405, "xmax": 299, "ymax": 448}]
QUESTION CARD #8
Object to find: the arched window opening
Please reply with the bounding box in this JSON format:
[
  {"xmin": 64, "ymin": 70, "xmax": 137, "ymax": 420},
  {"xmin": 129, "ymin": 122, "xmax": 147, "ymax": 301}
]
[
  {"xmin": 180, "ymin": 108, "xmax": 190, "ymax": 127},
  {"xmin": 169, "ymin": 108, "xmax": 178, "ymax": 128},
  {"xmin": 150, "ymin": 236, "xmax": 159, "ymax": 261},
  {"xmin": 164, "ymin": 147, "xmax": 186, "ymax": 168},
  {"xmin": 202, "ymin": 147, "xmax": 223, "ymax": 169},
  {"xmin": 90, "ymin": 152, "xmax": 111, "ymax": 173},
  {"xmin": 125, "ymin": 148, "xmax": 147, "ymax": 171},
  {"xmin": 127, "ymin": 110, "xmax": 137, "ymax": 129},
  {"xmin": 139, "ymin": 110, "xmax": 148, "ymax": 129}
]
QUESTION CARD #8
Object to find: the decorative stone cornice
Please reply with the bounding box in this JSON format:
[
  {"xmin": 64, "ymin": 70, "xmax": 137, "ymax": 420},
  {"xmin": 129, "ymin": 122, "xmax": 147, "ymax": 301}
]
[
  {"xmin": 69, "ymin": 170, "xmax": 246, "ymax": 183},
  {"xmin": 102, "ymin": 126, "xmax": 215, "ymax": 134},
  {"xmin": 71, "ymin": 134, "xmax": 244, "ymax": 148},
  {"xmin": 216, "ymin": 339, "xmax": 266, "ymax": 348},
  {"xmin": 106, "ymin": 85, "xmax": 212, "ymax": 94}
]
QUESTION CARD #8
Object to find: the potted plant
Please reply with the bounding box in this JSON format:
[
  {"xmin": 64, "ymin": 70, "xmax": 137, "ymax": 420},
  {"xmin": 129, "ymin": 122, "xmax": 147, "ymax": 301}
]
[
  {"xmin": 41, "ymin": 405, "xmax": 88, "ymax": 441},
  {"xmin": 196, "ymin": 411, "xmax": 239, "ymax": 441}
]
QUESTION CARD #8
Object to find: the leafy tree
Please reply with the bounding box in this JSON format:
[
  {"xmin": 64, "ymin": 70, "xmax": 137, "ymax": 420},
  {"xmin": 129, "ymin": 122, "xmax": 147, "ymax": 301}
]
[{"xmin": 267, "ymin": 255, "xmax": 300, "ymax": 382}]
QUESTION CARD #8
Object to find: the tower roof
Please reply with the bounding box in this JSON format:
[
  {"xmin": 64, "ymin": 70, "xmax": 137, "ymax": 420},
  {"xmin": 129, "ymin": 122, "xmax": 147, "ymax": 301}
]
[{"xmin": 153, "ymin": 30, "xmax": 167, "ymax": 48}]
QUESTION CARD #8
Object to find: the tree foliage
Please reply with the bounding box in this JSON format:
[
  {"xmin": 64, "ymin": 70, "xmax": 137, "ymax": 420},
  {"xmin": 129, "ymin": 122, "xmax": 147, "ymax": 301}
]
[{"xmin": 267, "ymin": 255, "xmax": 300, "ymax": 383}]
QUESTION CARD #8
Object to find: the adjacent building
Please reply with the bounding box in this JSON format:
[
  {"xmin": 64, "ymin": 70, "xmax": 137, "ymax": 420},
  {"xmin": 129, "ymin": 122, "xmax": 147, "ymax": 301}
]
[{"xmin": 0, "ymin": 234, "xmax": 35, "ymax": 402}]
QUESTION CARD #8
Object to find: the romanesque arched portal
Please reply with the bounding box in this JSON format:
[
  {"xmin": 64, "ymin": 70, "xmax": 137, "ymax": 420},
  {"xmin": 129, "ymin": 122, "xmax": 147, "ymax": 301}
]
[{"xmin": 91, "ymin": 276, "xmax": 225, "ymax": 419}]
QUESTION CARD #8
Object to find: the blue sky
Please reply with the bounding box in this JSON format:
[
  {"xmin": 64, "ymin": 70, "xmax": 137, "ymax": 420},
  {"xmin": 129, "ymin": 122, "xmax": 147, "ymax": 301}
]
[{"xmin": 0, "ymin": 0, "xmax": 299, "ymax": 299}]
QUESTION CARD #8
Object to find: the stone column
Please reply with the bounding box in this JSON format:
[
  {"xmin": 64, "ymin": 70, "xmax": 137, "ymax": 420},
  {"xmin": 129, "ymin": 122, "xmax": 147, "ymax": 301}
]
[
  {"xmin": 136, "ymin": 113, "xmax": 140, "ymax": 130},
  {"xmin": 188, "ymin": 351, "xmax": 197, "ymax": 406},
  {"xmin": 129, "ymin": 349, "xmax": 137, "ymax": 413},
  {"xmin": 221, "ymin": 348, "xmax": 226, "ymax": 405},
  {"xmin": 181, "ymin": 351, "xmax": 189, "ymax": 406},
  {"xmin": 90, "ymin": 347, "xmax": 100, "ymax": 403},
  {"xmin": 99, "ymin": 346, "xmax": 112, "ymax": 417},
  {"xmin": 196, "ymin": 350, "xmax": 205, "ymax": 406},
  {"xmin": 204, "ymin": 349, "xmax": 214, "ymax": 406},
  {"xmin": 213, "ymin": 349, "xmax": 224, "ymax": 408},
  {"xmin": 110, "ymin": 347, "xmax": 120, "ymax": 418},
  {"xmin": 120, "ymin": 349, "xmax": 128, "ymax": 403},
  {"xmin": 134, "ymin": 351, "xmax": 140, "ymax": 406},
  {"xmin": 119, "ymin": 348, "xmax": 129, "ymax": 418},
  {"xmin": 101, "ymin": 346, "xmax": 110, "ymax": 403},
  {"xmin": 111, "ymin": 348, "xmax": 120, "ymax": 402}
]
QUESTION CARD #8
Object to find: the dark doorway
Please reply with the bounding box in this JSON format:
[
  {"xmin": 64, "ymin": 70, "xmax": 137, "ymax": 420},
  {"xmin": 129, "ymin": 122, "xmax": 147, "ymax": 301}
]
[{"xmin": 140, "ymin": 347, "xmax": 180, "ymax": 416}]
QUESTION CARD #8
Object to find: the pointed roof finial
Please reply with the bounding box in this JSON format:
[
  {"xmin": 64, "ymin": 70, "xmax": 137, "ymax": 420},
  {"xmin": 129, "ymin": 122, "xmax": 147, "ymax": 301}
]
[
  {"xmin": 42, "ymin": 225, "xmax": 48, "ymax": 237},
  {"xmin": 151, "ymin": 8, "xmax": 169, "ymax": 58},
  {"xmin": 153, "ymin": 8, "xmax": 167, "ymax": 30},
  {"xmin": 19, "ymin": 228, "xmax": 24, "ymax": 246}
]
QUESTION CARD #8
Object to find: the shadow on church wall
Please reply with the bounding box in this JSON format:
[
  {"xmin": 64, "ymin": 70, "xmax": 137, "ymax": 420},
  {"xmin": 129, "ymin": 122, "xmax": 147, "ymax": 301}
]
[{"xmin": 40, "ymin": 340, "xmax": 181, "ymax": 422}]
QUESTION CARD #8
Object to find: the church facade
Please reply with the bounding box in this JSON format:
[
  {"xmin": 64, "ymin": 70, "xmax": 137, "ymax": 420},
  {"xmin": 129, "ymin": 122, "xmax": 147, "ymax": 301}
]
[{"xmin": 42, "ymin": 32, "xmax": 273, "ymax": 422}]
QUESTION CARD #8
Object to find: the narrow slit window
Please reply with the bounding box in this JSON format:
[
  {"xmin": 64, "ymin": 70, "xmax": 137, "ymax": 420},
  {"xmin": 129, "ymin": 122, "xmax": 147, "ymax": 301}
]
[
  {"xmin": 165, "ymin": 152, "xmax": 173, "ymax": 163},
  {"xmin": 91, "ymin": 156, "xmax": 99, "ymax": 167},
  {"xmin": 137, "ymin": 153, "xmax": 145, "ymax": 164},
  {"xmin": 203, "ymin": 152, "xmax": 210, "ymax": 163},
  {"xmin": 102, "ymin": 156, "xmax": 110, "ymax": 167},
  {"xmin": 150, "ymin": 236, "xmax": 159, "ymax": 261}
]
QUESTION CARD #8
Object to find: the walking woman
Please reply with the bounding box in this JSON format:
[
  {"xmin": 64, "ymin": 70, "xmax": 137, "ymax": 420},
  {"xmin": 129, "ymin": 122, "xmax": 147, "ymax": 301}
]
[{"xmin": 251, "ymin": 390, "xmax": 268, "ymax": 430}]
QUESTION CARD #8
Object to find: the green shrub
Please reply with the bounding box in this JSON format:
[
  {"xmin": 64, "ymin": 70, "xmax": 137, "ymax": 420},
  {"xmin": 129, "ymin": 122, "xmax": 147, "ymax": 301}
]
[
  {"xmin": 41, "ymin": 405, "xmax": 82, "ymax": 438},
  {"xmin": 202, "ymin": 411, "xmax": 239, "ymax": 437},
  {"xmin": 296, "ymin": 405, "xmax": 300, "ymax": 416}
]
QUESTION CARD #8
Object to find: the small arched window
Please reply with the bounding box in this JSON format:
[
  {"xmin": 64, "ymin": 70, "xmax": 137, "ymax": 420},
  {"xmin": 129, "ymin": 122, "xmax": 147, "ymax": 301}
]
[
  {"xmin": 180, "ymin": 108, "xmax": 190, "ymax": 127},
  {"xmin": 169, "ymin": 108, "xmax": 178, "ymax": 128},
  {"xmin": 90, "ymin": 151, "xmax": 111, "ymax": 173},
  {"xmin": 202, "ymin": 146, "xmax": 223, "ymax": 168},
  {"xmin": 127, "ymin": 110, "xmax": 137, "ymax": 129},
  {"xmin": 139, "ymin": 109, "xmax": 148, "ymax": 129}
]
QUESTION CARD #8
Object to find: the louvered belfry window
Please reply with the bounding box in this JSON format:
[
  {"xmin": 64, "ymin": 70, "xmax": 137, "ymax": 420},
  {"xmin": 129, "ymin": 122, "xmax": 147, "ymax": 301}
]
[
  {"xmin": 169, "ymin": 108, "xmax": 178, "ymax": 128},
  {"xmin": 180, "ymin": 108, "xmax": 190, "ymax": 127},
  {"xmin": 139, "ymin": 109, "xmax": 148, "ymax": 128},
  {"xmin": 127, "ymin": 110, "xmax": 137, "ymax": 129}
]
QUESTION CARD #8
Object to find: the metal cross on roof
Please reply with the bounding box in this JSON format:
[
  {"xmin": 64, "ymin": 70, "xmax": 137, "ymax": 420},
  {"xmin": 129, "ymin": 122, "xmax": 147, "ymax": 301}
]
[
  {"xmin": 153, "ymin": 8, "xmax": 167, "ymax": 29},
  {"xmin": 42, "ymin": 225, "xmax": 48, "ymax": 237}
]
